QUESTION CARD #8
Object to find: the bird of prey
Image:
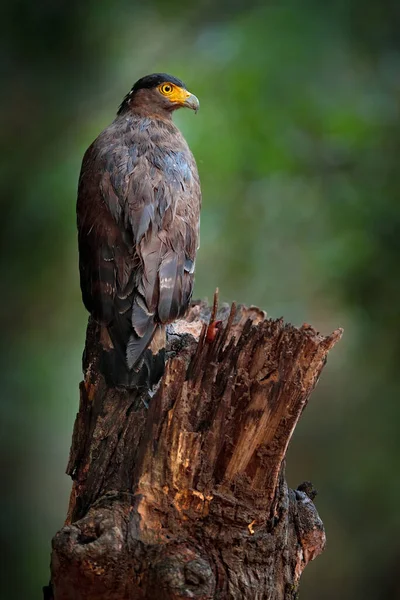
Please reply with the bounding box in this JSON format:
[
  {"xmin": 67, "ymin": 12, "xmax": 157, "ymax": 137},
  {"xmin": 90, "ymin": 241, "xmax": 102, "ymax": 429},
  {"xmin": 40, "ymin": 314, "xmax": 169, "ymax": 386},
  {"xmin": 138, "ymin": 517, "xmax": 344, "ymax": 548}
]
[{"xmin": 77, "ymin": 73, "xmax": 201, "ymax": 388}]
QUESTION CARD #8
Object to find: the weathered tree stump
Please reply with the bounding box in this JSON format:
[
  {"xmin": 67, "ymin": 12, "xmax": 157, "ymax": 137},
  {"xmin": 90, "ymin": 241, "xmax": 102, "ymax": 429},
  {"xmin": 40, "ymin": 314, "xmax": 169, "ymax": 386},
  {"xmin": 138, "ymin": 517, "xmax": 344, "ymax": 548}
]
[{"xmin": 46, "ymin": 301, "xmax": 342, "ymax": 599}]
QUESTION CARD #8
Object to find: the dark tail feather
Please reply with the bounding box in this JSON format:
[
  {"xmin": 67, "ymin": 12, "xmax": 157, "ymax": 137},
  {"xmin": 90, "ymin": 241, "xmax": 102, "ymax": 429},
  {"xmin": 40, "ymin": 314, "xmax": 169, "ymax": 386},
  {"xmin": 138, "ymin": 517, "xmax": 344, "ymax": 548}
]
[
  {"xmin": 126, "ymin": 325, "xmax": 156, "ymax": 370},
  {"xmin": 101, "ymin": 323, "xmax": 165, "ymax": 390},
  {"xmin": 100, "ymin": 297, "xmax": 165, "ymax": 390},
  {"xmin": 126, "ymin": 291, "xmax": 158, "ymax": 370},
  {"xmin": 101, "ymin": 343, "xmax": 165, "ymax": 391},
  {"xmin": 139, "ymin": 329, "xmax": 166, "ymax": 389}
]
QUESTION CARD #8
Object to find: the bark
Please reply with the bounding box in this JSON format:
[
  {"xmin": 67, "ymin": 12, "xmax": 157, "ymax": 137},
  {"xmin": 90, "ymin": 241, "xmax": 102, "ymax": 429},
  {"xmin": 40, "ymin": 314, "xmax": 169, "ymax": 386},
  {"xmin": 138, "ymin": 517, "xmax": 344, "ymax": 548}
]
[{"xmin": 45, "ymin": 301, "xmax": 342, "ymax": 600}]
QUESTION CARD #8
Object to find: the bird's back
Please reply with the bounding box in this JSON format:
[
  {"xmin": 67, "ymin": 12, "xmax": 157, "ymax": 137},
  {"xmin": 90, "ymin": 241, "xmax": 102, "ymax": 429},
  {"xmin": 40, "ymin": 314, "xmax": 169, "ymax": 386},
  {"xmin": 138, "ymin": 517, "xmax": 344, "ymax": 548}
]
[{"xmin": 77, "ymin": 112, "xmax": 201, "ymax": 388}]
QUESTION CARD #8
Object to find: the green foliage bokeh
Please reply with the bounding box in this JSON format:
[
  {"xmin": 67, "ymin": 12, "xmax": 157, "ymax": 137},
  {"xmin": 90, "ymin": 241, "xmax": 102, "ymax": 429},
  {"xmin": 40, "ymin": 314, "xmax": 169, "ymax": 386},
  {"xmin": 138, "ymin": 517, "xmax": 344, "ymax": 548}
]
[{"xmin": 2, "ymin": 1, "xmax": 400, "ymax": 598}]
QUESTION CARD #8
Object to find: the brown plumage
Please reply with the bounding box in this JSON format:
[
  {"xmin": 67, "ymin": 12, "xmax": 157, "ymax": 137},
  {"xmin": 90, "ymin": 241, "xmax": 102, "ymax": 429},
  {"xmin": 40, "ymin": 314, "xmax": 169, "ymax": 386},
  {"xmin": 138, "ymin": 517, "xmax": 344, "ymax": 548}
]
[{"xmin": 77, "ymin": 73, "xmax": 201, "ymax": 387}]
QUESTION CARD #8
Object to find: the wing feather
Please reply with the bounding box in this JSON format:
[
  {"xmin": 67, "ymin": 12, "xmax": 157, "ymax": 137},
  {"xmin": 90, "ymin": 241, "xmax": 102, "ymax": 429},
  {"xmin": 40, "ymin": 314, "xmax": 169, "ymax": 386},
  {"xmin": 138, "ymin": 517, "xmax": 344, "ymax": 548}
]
[{"xmin": 77, "ymin": 117, "xmax": 201, "ymax": 384}]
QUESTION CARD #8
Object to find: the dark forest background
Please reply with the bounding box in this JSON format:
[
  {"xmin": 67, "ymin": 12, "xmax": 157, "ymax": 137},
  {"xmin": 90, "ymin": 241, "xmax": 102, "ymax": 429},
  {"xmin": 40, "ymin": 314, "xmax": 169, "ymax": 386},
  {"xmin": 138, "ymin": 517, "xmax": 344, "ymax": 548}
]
[{"xmin": 2, "ymin": 1, "xmax": 400, "ymax": 598}]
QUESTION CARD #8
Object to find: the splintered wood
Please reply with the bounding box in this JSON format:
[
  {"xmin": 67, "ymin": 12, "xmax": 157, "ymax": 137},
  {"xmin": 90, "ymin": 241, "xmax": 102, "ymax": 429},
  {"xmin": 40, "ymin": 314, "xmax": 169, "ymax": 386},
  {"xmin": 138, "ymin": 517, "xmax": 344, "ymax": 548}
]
[{"xmin": 48, "ymin": 301, "xmax": 342, "ymax": 600}]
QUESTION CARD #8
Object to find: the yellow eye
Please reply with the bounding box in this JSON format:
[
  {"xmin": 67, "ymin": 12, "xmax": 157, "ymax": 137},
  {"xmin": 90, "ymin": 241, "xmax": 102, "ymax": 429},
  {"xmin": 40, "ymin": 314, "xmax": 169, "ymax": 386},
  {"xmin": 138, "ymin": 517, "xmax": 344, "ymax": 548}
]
[{"xmin": 160, "ymin": 83, "xmax": 174, "ymax": 95}]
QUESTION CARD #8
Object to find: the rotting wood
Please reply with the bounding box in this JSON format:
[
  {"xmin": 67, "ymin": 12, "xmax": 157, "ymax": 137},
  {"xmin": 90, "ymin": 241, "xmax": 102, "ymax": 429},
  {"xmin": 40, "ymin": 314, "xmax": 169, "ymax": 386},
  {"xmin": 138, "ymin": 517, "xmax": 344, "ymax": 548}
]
[{"xmin": 45, "ymin": 300, "xmax": 342, "ymax": 600}]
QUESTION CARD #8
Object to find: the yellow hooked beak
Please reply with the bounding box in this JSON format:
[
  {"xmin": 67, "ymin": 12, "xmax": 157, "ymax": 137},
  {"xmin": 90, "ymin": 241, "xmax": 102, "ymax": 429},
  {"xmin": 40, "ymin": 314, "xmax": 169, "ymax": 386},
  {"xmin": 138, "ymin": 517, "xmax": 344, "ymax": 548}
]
[
  {"xmin": 182, "ymin": 91, "xmax": 200, "ymax": 113},
  {"xmin": 169, "ymin": 87, "xmax": 200, "ymax": 113}
]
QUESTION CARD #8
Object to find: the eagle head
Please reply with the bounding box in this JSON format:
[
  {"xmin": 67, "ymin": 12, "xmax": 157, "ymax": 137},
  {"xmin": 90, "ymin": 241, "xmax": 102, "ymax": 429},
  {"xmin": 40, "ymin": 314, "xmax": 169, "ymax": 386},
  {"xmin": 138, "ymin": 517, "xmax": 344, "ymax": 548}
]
[{"xmin": 118, "ymin": 73, "xmax": 200, "ymax": 117}]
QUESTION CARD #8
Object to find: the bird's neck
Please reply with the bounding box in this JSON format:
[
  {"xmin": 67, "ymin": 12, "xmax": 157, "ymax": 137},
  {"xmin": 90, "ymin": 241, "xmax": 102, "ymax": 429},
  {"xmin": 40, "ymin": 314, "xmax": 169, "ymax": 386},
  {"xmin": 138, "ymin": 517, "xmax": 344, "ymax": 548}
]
[{"xmin": 126, "ymin": 105, "xmax": 173, "ymax": 122}]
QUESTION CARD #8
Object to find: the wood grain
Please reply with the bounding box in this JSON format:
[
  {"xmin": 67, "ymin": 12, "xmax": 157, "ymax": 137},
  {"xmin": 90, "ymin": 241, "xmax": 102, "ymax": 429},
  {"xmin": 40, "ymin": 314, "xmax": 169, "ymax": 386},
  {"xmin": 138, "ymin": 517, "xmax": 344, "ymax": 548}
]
[{"xmin": 46, "ymin": 301, "xmax": 341, "ymax": 600}]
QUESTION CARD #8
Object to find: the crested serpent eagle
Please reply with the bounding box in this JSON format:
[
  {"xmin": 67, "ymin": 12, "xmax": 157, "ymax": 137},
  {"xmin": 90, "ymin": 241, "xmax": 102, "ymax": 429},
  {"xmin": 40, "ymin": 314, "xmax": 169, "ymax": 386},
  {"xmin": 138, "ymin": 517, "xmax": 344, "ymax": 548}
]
[{"xmin": 77, "ymin": 73, "xmax": 201, "ymax": 388}]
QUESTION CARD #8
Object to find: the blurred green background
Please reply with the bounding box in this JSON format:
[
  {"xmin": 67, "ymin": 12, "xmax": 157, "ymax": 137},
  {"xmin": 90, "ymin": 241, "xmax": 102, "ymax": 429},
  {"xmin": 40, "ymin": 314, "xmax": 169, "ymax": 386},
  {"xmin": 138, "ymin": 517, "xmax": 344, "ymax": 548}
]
[{"xmin": 2, "ymin": 0, "xmax": 400, "ymax": 598}]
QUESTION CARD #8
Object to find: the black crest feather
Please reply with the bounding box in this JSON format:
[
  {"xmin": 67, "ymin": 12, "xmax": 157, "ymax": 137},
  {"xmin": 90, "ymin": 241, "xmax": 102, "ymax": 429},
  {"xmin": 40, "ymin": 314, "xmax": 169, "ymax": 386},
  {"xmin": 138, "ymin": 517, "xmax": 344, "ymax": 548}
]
[{"xmin": 118, "ymin": 73, "xmax": 187, "ymax": 115}]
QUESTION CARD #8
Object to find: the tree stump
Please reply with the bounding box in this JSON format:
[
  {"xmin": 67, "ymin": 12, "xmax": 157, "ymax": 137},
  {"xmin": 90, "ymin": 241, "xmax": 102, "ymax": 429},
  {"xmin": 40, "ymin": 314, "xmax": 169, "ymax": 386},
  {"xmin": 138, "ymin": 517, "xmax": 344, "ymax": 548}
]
[{"xmin": 46, "ymin": 301, "xmax": 342, "ymax": 600}]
